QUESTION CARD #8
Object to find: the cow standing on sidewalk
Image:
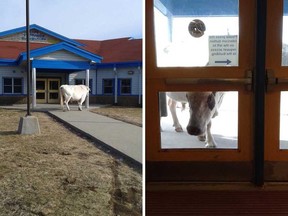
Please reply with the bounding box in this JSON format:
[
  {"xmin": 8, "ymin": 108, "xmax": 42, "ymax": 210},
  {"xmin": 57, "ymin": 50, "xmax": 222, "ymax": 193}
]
[{"xmin": 59, "ymin": 85, "xmax": 90, "ymax": 111}]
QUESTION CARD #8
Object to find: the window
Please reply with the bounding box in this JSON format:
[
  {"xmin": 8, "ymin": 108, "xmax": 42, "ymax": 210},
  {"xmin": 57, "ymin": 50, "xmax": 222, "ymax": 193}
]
[
  {"xmin": 120, "ymin": 79, "xmax": 131, "ymax": 95},
  {"xmin": 75, "ymin": 79, "xmax": 92, "ymax": 93},
  {"xmin": 103, "ymin": 79, "xmax": 114, "ymax": 94},
  {"xmin": 160, "ymin": 91, "xmax": 238, "ymax": 149},
  {"xmin": 3, "ymin": 78, "xmax": 23, "ymax": 94},
  {"xmin": 154, "ymin": 0, "xmax": 239, "ymax": 67},
  {"xmin": 282, "ymin": 0, "xmax": 288, "ymax": 66}
]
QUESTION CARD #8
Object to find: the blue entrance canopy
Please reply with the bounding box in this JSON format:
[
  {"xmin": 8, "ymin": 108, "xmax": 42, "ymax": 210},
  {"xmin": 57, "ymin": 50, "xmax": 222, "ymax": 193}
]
[
  {"xmin": 156, "ymin": 0, "xmax": 238, "ymax": 17},
  {"xmin": 285, "ymin": 0, "xmax": 288, "ymax": 15}
]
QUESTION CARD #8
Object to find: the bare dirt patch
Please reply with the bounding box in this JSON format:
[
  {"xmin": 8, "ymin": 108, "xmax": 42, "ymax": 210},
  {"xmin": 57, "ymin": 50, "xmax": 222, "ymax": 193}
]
[
  {"xmin": 0, "ymin": 109, "xmax": 142, "ymax": 216},
  {"xmin": 90, "ymin": 106, "xmax": 142, "ymax": 127}
]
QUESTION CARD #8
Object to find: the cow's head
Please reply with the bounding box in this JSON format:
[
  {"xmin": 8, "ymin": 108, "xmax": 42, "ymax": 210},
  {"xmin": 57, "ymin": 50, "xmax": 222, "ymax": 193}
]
[{"xmin": 185, "ymin": 92, "xmax": 217, "ymax": 136}]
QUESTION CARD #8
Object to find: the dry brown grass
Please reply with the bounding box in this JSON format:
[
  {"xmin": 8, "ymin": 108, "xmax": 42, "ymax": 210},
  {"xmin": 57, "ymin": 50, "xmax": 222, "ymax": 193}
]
[
  {"xmin": 0, "ymin": 109, "xmax": 142, "ymax": 216},
  {"xmin": 90, "ymin": 106, "xmax": 142, "ymax": 127}
]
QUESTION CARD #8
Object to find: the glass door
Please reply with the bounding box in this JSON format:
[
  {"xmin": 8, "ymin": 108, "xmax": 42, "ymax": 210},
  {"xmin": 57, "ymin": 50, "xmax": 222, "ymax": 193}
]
[
  {"xmin": 48, "ymin": 79, "xmax": 60, "ymax": 104},
  {"xmin": 36, "ymin": 78, "xmax": 60, "ymax": 104},
  {"xmin": 36, "ymin": 78, "xmax": 47, "ymax": 104},
  {"xmin": 265, "ymin": 0, "xmax": 288, "ymax": 181},
  {"xmin": 146, "ymin": 0, "xmax": 256, "ymax": 181}
]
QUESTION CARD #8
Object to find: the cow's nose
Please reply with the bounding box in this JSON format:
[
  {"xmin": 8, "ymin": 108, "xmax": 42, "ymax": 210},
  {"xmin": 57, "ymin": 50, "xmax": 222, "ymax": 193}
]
[{"xmin": 186, "ymin": 126, "xmax": 201, "ymax": 135}]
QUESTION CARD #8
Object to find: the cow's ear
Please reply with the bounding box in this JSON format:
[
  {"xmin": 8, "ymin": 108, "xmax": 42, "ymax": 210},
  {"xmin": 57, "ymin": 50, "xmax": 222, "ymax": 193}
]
[{"xmin": 207, "ymin": 94, "xmax": 216, "ymax": 110}]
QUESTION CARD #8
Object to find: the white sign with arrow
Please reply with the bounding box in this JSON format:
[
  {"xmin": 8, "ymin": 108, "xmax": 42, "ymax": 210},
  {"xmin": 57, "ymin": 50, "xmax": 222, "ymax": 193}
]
[{"xmin": 208, "ymin": 35, "xmax": 238, "ymax": 66}]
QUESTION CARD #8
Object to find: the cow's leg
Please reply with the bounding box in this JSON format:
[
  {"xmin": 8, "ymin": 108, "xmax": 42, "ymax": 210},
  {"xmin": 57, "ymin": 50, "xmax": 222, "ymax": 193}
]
[
  {"xmin": 168, "ymin": 98, "xmax": 183, "ymax": 132},
  {"xmin": 78, "ymin": 101, "xmax": 83, "ymax": 111},
  {"xmin": 64, "ymin": 96, "xmax": 72, "ymax": 111},
  {"xmin": 78, "ymin": 95, "xmax": 86, "ymax": 111},
  {"xmin": 62, "ymin": 97, "xmax": 68, "ymax": 111},
  {"xmin": 78, "ymin": 104, "xmax": 82, "ymax": 111},
  {"xmin": 205, "ymin": 121, "xmax": 217, "ymax": 148}
]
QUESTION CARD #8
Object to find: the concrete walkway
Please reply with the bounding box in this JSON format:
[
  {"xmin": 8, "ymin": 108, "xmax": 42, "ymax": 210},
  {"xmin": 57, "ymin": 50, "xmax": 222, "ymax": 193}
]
[{"xmin": 1, "ymin": 104, "xmax": 142, "ymax": 165}]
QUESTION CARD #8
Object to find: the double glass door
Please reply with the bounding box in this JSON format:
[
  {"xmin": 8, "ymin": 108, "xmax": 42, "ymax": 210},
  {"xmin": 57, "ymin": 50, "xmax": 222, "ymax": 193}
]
[
  {"xmin": 36, "ymin": 78, "xmax": 60, "ymax": 104},
  {"xmin": 146, "ymin": 0, "xmax": 288, "ymax": 184}
]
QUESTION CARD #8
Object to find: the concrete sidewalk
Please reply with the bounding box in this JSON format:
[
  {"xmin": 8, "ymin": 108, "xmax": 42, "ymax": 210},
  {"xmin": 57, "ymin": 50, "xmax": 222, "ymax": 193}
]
[{"xmin": 2, "ymin": 104, "xmax": 142, "ymax": 165}]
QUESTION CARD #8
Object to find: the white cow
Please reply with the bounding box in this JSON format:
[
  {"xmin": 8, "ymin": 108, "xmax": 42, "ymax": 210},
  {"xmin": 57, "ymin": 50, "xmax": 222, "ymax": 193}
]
[
  {"xmin": 59, "ymin": 85, "xmax": 90, "ymax": 111},
  {"xmin": 166, "ymin": 92, "xmax": 224, "ymax": 148}
]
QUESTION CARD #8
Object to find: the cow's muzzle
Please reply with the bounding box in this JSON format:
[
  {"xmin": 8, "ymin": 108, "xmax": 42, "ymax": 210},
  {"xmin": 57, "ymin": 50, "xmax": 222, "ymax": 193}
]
[{"xmin": 186, "ymin": 126, "xmax": 202, "ymax": 136}]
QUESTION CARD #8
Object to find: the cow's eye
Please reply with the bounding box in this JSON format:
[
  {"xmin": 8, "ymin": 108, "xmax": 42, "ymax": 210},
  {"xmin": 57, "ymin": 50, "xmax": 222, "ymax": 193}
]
[{"xmin": 207, "ymin": 94, "xmax": 215, "ymax": 110}]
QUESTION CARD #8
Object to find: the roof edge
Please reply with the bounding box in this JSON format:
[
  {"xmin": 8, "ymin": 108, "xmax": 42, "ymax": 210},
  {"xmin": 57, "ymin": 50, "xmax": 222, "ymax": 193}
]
[
  {"xmin": 18, "ymin": 42, "xmax": 103, "ymax": 63},
  {"xmin": 0, "ymin": 24, "xmax": 85, "ymax": 47}
]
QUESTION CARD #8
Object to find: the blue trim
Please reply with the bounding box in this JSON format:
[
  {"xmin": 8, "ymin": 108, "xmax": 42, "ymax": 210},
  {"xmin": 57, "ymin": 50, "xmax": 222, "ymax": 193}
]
[
  {"xmin": 0, "ymin": 59, "xmax": 18, "ymax": 66},
  {"xmin": 93, "ymin": 61, "xmax": 142, "ymax": 69},
  {"xmin": 20, "ymin": 42, "xmax": 103, "ymax": 63},
  {"xmin": 95, "ymin": 69, "xmax": 98, "ymax": 95},
  {"xmin": 285, "ymin": 0, "xmax": 288, "ymax": 15},
  {"xmin": 31, "ymin": 60, "xmax": 92, "ymax": 70},
  {"xmin": 0, "ymin": 24, "xmax": 84, "ymax": 47},
  {"xmin": 0, "ymin": 94, "xmax": 27, "ymax": 96},
  {"xmin": 94, "ymin": 94, "xmax": 140, "ymax": 97},
  {"xmin": 157, "ymin": 0, "xmax": 238, "ymax": 17},
  {"xmin": 0, "ymin": 42, "xmax": 103, "ymax": 67}
]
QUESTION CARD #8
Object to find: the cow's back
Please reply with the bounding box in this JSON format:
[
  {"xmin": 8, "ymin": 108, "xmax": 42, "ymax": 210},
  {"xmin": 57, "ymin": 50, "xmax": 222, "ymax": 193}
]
[
  {"xmin": 60, "ymin": 85, "xmax": 89, "ymax": 101},
  {"xmin": 71, "ymin": 85, "xmax": 89, "ymax": 101}
]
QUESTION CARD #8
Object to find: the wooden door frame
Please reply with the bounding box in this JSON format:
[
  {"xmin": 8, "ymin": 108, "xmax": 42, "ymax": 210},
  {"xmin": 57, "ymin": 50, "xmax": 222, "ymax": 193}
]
[
  {"xmin": 47, "ymin": 78, "xmax": 60, "ymax": 104},
  {"xmin": 265, "ymin": 0, "xmax": 286, "ymax": 161},
  {"xmin": 146, "ymin": 0, "xmax": 257, "ymax": 182},
  {"xmin": 36, "ymin": 78, "xmax": 47, "ymax": 104},
  {"xmin": 253, "ymin": 0, "xmax": 267, "ymax": 186},
  {"xmin": 264, "ymin": 0, "xmax": 288, "ymax": 182},
  {"xmin": 36, "ymin": 78, "xmax": 61, "ymax": 104}
]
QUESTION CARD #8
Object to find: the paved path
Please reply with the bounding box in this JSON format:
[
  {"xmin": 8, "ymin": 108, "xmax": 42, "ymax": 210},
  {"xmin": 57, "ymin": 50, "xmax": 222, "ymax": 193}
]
[{"xmin": 1, "ymin": 104, "xmax": 142, "ymax": 165}]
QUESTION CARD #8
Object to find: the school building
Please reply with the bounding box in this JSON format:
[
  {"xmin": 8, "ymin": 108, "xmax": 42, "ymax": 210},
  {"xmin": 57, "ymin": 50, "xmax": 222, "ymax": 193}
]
[{"xmin": 0, "ymin": 24, "xmax": 142, "ymax": 107}]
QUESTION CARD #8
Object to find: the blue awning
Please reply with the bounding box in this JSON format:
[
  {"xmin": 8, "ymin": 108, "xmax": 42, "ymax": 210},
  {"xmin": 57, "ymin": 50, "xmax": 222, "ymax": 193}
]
[
  {"xmin": 156, "ymin": 0, "xmax": 238, "ymax": 17},
  {"xmin": 284, "ymin": 0, "xmax": 288, "ymax": 15}
]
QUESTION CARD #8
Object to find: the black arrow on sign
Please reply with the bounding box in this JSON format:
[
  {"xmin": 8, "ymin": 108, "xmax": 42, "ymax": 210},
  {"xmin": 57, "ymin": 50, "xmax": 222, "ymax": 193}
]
[{"xmin": 215, "ymin": 59, "xmax": 232, "ymax": 65}]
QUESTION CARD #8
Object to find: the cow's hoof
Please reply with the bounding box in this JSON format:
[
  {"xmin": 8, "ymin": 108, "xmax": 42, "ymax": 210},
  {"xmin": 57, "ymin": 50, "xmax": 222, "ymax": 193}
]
[
  {"xmin": 205, "ymin": 143, "xmax": 217, "ymax": 148},
  {"xmin": 175, "ymin": 127, "xmax": 183, "ymax": 132},
  {"xmin": 198, "ymin": 135, "xmax": 206, "ymax": 142}
]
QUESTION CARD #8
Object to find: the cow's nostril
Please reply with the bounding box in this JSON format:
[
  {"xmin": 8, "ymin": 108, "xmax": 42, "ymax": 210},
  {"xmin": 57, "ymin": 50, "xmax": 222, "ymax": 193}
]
[{"xmin": 187, "ymin": 126, "xmax": 201, "ymax": 135}]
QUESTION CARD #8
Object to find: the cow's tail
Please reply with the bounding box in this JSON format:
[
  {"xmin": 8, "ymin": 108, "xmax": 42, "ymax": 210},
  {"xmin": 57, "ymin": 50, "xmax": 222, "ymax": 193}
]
[{"xmin": 59, "ymin": 86, "xmax": 64, "ymax": 108}]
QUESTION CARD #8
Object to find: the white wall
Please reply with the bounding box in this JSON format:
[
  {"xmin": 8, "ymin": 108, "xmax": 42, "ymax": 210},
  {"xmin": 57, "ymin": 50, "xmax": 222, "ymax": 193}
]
[
  {"xmin": 36, "ymin": 50, "xmax": 86, "ymax": 61},
  {"xmin": 96, "ymin": 66, "xmax": 142, "ymax": 95},
  {"xmin": 0, "ymin": 66, "xmax": 27, "ymax": 94}
]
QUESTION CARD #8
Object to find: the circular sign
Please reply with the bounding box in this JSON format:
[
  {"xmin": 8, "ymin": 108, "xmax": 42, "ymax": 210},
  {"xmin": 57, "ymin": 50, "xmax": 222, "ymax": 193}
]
[{"xmin": 188, "ymin": 19, "xmax": 206, "ymax": 38}]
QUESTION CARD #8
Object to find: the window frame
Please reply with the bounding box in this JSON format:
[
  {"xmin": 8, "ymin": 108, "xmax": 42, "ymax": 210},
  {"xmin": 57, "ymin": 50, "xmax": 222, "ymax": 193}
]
[
  {"xmin": 3, "ymin": 77, "xmax": 23, "ymax": 94},
  {"xmin": 119, "ymin": 78, "xmax": 132, "ymax": 95},
  {"xmin": 103, "ymin": 78, "xmax": 115, "ymax": 95}
]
